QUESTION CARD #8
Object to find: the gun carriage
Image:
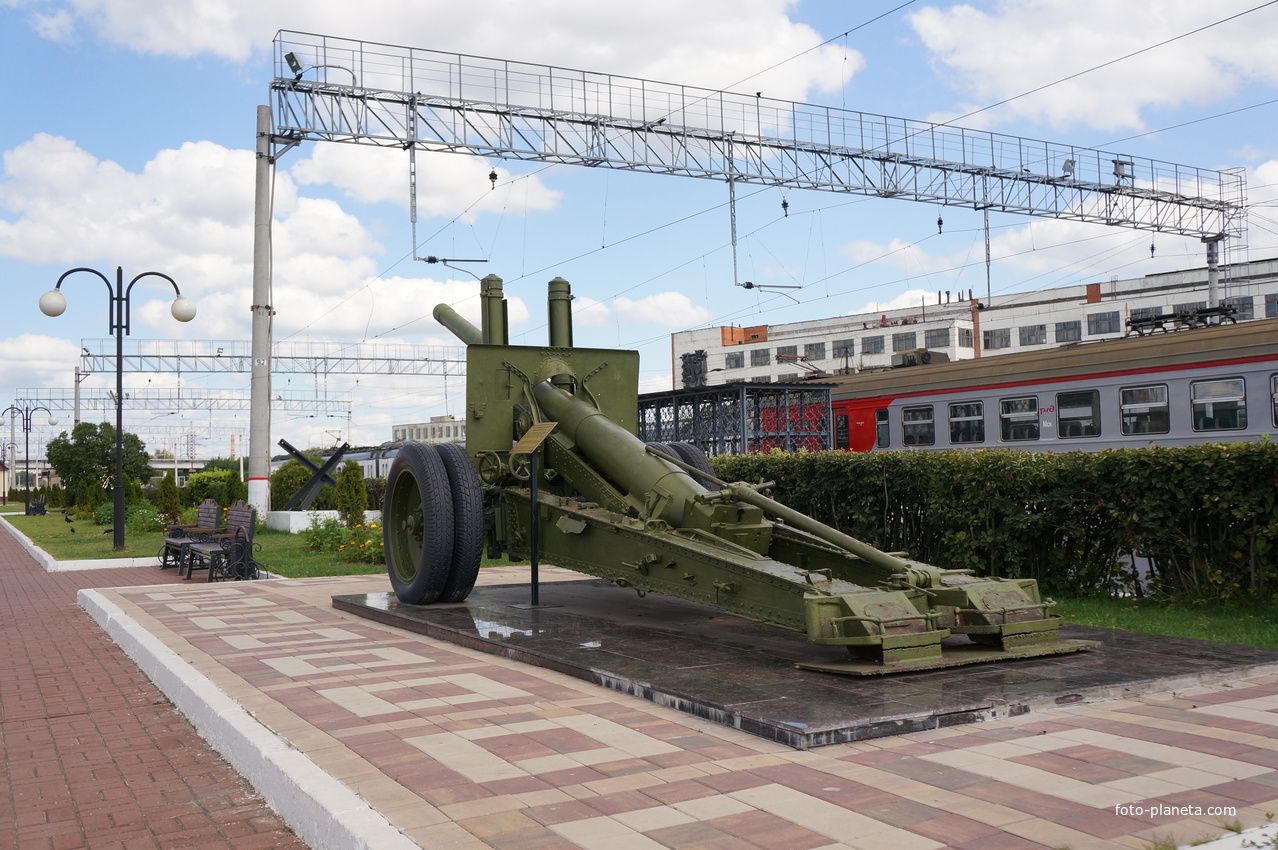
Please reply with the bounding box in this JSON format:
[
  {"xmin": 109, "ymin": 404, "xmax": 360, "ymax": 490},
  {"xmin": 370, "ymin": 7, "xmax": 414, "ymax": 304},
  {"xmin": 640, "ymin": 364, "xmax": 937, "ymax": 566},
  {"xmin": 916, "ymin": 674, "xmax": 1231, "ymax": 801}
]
[{"xmin": 381, "ymin": 275, "xmax": 1093, "ymax": 674}]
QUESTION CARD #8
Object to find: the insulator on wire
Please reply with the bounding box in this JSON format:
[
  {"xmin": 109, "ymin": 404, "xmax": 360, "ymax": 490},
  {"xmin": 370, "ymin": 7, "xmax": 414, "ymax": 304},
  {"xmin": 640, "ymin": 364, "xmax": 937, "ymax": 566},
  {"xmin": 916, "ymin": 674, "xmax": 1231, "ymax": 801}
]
[{"xmin": 488, "ymin": 169, "xmax": 497, "ymax": 190}]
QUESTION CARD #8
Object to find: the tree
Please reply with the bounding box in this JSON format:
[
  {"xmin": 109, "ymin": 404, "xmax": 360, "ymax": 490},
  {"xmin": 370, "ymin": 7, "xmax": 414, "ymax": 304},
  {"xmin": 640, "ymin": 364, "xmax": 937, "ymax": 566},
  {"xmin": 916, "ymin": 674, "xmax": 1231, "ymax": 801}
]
[
  {"xmin": 46, "ymin": 422, "xmax": 152, "ymax": 496},
  {"xmin": 335, "ymin": 460, "xmax": 367, "ymax": 527},
  {"xmin": 153, "ymin": 471, "xmax": 182, "ymax": 522}
]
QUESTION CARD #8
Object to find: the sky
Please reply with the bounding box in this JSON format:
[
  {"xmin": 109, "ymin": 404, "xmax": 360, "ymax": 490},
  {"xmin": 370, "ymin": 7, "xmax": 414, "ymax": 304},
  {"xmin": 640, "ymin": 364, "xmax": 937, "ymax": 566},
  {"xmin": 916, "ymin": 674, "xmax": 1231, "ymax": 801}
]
[{"xmin": 4, "ymin": 0, "xmax": 1278, "ymax": 459}]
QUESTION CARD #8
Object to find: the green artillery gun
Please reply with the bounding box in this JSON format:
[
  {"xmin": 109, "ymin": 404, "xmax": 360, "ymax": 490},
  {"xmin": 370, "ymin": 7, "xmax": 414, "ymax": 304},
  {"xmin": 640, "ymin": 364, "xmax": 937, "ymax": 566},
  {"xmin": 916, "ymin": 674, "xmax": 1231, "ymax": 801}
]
[{"xmin": 382, "ymin": 275, "xmax": 1094, "ymax": 674}]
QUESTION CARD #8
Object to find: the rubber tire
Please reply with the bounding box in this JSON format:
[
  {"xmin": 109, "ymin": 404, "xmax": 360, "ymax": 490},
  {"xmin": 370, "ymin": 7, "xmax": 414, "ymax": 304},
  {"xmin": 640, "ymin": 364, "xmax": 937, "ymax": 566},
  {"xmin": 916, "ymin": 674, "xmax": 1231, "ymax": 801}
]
[
  {"xmin": 667, "ymin": 441, "xmax": 716, "ymax": 483},
  {"xmin": 383, "ymin": 442, "xmax": 455, "ymax": 604},
  {"xmin": 433, "ymin": 443, "xmax": 485, "ymax": 603}
]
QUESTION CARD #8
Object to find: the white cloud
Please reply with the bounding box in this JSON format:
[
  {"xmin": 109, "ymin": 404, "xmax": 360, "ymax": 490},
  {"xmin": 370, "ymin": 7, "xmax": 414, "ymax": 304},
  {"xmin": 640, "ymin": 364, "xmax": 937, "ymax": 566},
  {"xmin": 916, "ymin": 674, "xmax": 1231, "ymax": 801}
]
[
  {"xmin": 852, "ymin": 288, "xmax": 936, "ymax": 315},
  {"xmin": 289, "ymin": 145, "xmax": 561, "ymax": 221},
  {"xmin": 0, "ymin": 334, "xmax": 83, "ymax": 395},
  {"xmin": 21, "ymin": 0, "xmax": 859, "ymax": 102},
  {"xmin": 908, "ymin": 1, "xmax": 1278, "ymax": 132},
  {"xmin": 567, "ymin": 291, "xmax": 712, "ymax": 328},
  {"xmin": 617, "ymin": 292, "xmax": 714, "ymax": 326}
]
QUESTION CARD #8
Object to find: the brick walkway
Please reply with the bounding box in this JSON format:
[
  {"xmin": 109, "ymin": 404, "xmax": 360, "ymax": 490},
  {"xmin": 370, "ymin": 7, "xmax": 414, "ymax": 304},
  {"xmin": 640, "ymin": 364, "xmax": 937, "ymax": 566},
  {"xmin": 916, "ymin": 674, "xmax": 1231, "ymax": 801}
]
[
  {"xmin": 0, "ymin": 523, "xmax": 305, "ymax": 849},
  {"xmin": 8, "ymin": 513, "xmax": 1278, "ymax": 850}
]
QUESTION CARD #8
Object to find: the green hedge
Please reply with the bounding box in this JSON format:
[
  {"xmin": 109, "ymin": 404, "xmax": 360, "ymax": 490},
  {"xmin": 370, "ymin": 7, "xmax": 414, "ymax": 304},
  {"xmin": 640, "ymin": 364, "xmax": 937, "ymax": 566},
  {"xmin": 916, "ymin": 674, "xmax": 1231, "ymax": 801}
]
[{"xmin": 712, "ymin": 443, "xmax": 1278, "ymax": 602}]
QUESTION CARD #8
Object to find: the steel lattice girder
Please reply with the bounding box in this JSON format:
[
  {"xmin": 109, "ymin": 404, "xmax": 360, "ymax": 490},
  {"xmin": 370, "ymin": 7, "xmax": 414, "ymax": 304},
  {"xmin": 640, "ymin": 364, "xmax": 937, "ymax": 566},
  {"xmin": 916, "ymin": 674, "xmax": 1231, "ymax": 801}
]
[
  {"xmin": 77, "ymin": 339, "xmax": 466, "ymax": 376},
  {"xmin": 270, "ymin": 31, "xmax": 1245, "ymax": 240},
  {"xmin": 14, "ymin": 388, "xmax": 352, "ymax": 414},
  {"xmin": 637, "ymin": 383, "xmax": 832, "ymax": 455}
]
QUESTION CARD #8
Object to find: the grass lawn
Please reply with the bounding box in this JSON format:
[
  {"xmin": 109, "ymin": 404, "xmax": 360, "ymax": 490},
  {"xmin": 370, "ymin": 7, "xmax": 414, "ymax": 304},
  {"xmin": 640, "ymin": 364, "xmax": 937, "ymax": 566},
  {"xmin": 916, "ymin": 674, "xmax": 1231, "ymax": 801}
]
[
  {"xmin": 1053, "ymin": 595, "xmax": 1278, "ymax": 650},
  {"xmin": 1, "ymin": 511, "xmax": 521, "ymax": 580},
  {"xmin": 5, "ymin": 512, "xmax": 1275, "ymax": 649},
  {"xmin": 4, "ymin": 512, "xmax": 169, "ymax": 560}
]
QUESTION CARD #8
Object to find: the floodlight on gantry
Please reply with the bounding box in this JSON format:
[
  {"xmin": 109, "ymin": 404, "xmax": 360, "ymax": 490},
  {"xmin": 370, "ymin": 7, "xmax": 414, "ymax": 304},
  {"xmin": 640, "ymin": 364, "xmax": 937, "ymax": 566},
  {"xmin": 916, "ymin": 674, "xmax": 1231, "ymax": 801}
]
[{"xmin": 269, "ymin": 31, "xmax": 1244, "ymax": 244}]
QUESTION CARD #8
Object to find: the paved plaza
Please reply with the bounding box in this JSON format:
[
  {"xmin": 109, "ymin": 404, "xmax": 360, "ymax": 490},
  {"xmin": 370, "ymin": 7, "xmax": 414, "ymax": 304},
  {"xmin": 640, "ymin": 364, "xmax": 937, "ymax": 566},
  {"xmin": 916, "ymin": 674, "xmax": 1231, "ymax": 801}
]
[{"xmin": 4, "ymin": 518, "xmax": 1278, "ymax": 849}]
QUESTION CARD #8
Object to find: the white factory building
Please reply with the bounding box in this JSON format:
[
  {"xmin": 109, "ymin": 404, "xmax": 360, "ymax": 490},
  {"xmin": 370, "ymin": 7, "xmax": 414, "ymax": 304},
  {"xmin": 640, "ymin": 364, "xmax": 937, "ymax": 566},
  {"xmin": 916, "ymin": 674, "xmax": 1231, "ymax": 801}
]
[{"xmin": 671, "ymin": 257, "xmax": 1278, "ymax": 388}]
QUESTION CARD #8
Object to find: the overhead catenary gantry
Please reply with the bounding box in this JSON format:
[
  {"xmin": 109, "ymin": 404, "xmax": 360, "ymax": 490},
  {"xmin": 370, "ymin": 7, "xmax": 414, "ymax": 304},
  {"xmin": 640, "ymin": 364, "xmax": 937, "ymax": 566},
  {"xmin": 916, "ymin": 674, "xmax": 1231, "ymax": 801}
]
[
  {"xmin": 77, "ymin": 338, "xmax": 465, "ymax": 376},
  {"xmin": 15, "ymin": 387, "xmax": 352, "ymax": 415},
  {"xmin": 270, "ymin": 31, "xmax": 1245, "ymax": 241}
]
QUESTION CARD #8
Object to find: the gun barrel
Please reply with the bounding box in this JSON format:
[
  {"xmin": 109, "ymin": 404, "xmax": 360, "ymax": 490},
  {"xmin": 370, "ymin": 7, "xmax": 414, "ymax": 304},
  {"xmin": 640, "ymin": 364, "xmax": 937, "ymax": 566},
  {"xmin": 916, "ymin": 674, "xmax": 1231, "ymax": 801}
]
[
  {"xmin": 433, "ymin": 304, "xmax": 483, "ymax": 346},
  {"xmin": 532, "ymin": 380, "xmax": 703, "ymax": 524}
]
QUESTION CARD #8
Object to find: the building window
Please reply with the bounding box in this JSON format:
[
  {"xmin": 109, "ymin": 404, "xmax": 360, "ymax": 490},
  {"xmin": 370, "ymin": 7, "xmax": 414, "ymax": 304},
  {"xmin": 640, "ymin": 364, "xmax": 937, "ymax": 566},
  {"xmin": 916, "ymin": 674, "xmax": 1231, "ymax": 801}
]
[
  {"xmin": 875, "ymin": 409, "xmax": 889, "ymax": 447},
  {"xmin": 863, "ymin": 336, "xmax": 885, "ymax": 354},
  {"xmin": 751, "ymin": 375, "xmax": 772, "ymax": 383},
  {"xmin": 1191, "ymin": 378, "xmax": 1246, "ymax": 431},
  {"xmin": 1000, "ymin": 396, "xmax": 1040, "ymax": 441},
  {"xmin": 901, "ymin": 405, "xmax": 935, "ymax": 446},
  {"xmin": 1174, "ymin": 301, "xmax": 1206, "ymax": 316},
  {"xmin": 1019, "ymin": 325, "xmax": 1047, "ymax": 346},
  {"xmin": 1221, "ymin": 295, "xmax": 1254, "ymax": 320},
  {"xmin": 958, "ymin": 327, "xmax": 974, "ymax": 348},
  {"xmin": 775, "ymin": 345, "xmax": 797, "ymax": 358},
  {"xmin": 892, "ymin": 332, "xmax": 917, "ymax": 352},
  {"xmin": 983, "ymin": 328, "xmax": 1011, "ymax": 350},
  {"xmin": 1121, "ymin": 384, "xmax": 1170, "ymax": 435},
  {"xmin": 724, "ymin": 352, "xmax": 745, "ymax": 369},
  {"xmin": 1087, "ymin": 311, "xmax": 1121, "ymax": 335},
  {"xmin": 832, "ymin": 339, "xmax": 854, "ymax": 358},
  {"xmin": 804, "ymin": 342, "xmax": 826, "ymax": 361},
  {"xmin": 1057, "ymin": 390, "xmax": 1100, "ymax": 438},
  {"xmin": 1266, "ymin": 293, "xmax": 1278, "ymax": 319},
  {"xmin": 948, "ymin": 401, "xmax": 984, "ymax": 444},
  {"xmin": 777, "ymin": 373, "xmax": 799, "ymax": 382},
  {"xmin": 750, "ymin": 348, "xmax": 771, "ymax": 367},
  {"xmin": 1055, "ymin": 321, "xmax": 1081, "ymax": 343},
  {"xmin": 924, "ymin": 328, "xmax": 950, "ymax": 348},
  {"xmin": 1130, "ymin": 306, "xmax": 1163, "ymax": 321}
]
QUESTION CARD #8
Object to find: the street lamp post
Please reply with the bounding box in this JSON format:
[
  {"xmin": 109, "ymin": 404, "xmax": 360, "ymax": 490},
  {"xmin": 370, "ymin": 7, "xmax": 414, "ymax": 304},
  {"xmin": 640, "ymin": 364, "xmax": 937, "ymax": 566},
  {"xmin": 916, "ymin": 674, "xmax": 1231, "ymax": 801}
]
[
  {"xmin": 40, "ymin": 267, "xmax": 196, "ymax": 550},
  {"xmin": 2, "ymin": 405, "xmax": 57, "ymax": 515}
]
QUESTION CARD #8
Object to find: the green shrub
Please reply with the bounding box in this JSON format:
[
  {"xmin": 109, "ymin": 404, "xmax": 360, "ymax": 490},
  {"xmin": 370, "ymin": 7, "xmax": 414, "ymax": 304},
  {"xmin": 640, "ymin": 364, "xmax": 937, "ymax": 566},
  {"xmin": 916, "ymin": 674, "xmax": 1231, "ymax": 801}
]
[
  {"xmin": 712, "ymin": 442, "xmax": 1278, "ymax": 603},
  {"xmin": 185, "ymin": 469, "xmax": 231, "ymax": 507},
  {"xmin": 335, "ymin": 461, "xmax": 367, "ymax": 527},
  {"xmin": 270, "ymin": 457, "xmax": 336, "ymax": 511},
  {"xmin": 305, "ymin": 514, "xmax": 383, "ymax": 564},
  {"xmin": 152, "ymin": 472, "xmax": 183, "ymax": 522},
  {"xmin": 365, "ymin": 477, "xmax": 386, "ymax": 510},
  {"xmin": 124, "ymin": 503, "xmax": 165, "ymax": 533}
]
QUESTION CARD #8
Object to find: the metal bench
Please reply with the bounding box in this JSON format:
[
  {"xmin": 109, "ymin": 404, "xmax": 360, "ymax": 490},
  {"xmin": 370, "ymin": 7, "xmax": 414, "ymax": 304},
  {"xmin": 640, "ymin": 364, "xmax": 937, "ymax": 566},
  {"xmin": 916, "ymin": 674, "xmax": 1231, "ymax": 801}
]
[
  {"xmin": 159, "ymin": 498, "xmax": 221, "ymax": 570},
  {"xmin": 185, "ymin": 500, "xmax": 260, "ymax": 582}
]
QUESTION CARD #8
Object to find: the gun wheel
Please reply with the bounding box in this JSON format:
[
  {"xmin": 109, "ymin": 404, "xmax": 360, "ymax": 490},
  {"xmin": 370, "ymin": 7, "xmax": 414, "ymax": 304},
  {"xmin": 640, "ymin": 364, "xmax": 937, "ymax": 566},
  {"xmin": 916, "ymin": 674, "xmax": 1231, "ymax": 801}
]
[
  {"xmin": 383, "ymin": 442, "xmax": 455, "ymax": 604},
  {"xmin": 433, "ymin": 443, "xmax": 485, "ymax": 603}
]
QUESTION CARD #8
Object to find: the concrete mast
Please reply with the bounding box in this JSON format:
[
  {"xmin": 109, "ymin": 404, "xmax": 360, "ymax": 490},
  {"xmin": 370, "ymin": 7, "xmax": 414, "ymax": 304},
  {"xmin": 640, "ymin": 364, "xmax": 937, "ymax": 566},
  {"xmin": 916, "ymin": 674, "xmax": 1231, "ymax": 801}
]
[{"xmin": 247, "ymin": 105, "xmax": 274, "ymax": 514}]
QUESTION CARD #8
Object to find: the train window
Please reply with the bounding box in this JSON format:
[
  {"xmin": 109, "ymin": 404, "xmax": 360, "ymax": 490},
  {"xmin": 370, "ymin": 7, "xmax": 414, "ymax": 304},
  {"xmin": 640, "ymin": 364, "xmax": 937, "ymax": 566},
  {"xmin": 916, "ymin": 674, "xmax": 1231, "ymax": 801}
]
[
  {"xmin": 875, "ymin": 409, "xmax": 890, "ymax": 447},
  {"xmin": 835, "ymin": 414, "xmax": 850, "ymax": 450},
  {"xmin": 1120, "ymin": 385, "xmax": 1170, "ymax": 435},
  {"xmin": 1000, "ymin": 396, "xmax": 1040, "ymax": 441},
  {"xmin": 1191, "ymin": 378, "xmax": 1247, "ymax": 431},
  {"xmin": 901, "ymin": 405, "xmax": 935, "ymax": 446},
  {"xmin": 949, "ymin": 402, "xmax": 984, "ymax": 443},
  {"xmin": 1057, "ymin": 390, "xmax": 1100, "ymax": 438}
]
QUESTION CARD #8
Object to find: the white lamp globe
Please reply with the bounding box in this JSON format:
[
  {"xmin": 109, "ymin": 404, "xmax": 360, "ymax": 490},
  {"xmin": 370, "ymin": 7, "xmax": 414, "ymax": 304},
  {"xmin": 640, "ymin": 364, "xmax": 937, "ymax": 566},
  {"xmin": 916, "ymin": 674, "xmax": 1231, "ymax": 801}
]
[
  {"xmin": 170, "ymin": 296, "xmax": 197, "ymax": 323},
  {"xmin": 47, "ymin": 416, "xmax": 57, "ymax": 426},
  {"xmin": 39, "ymin": 290, "xmax": 67, "ymax": 317}
]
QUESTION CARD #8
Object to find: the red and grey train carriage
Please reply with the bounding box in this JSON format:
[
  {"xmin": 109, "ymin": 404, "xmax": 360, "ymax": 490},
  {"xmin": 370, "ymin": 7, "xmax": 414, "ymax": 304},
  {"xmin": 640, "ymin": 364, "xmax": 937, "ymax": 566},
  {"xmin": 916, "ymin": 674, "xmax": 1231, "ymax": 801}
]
[{"xmin": 828, "ymin": 318, "xmax": 1278, "ymax": 453}]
